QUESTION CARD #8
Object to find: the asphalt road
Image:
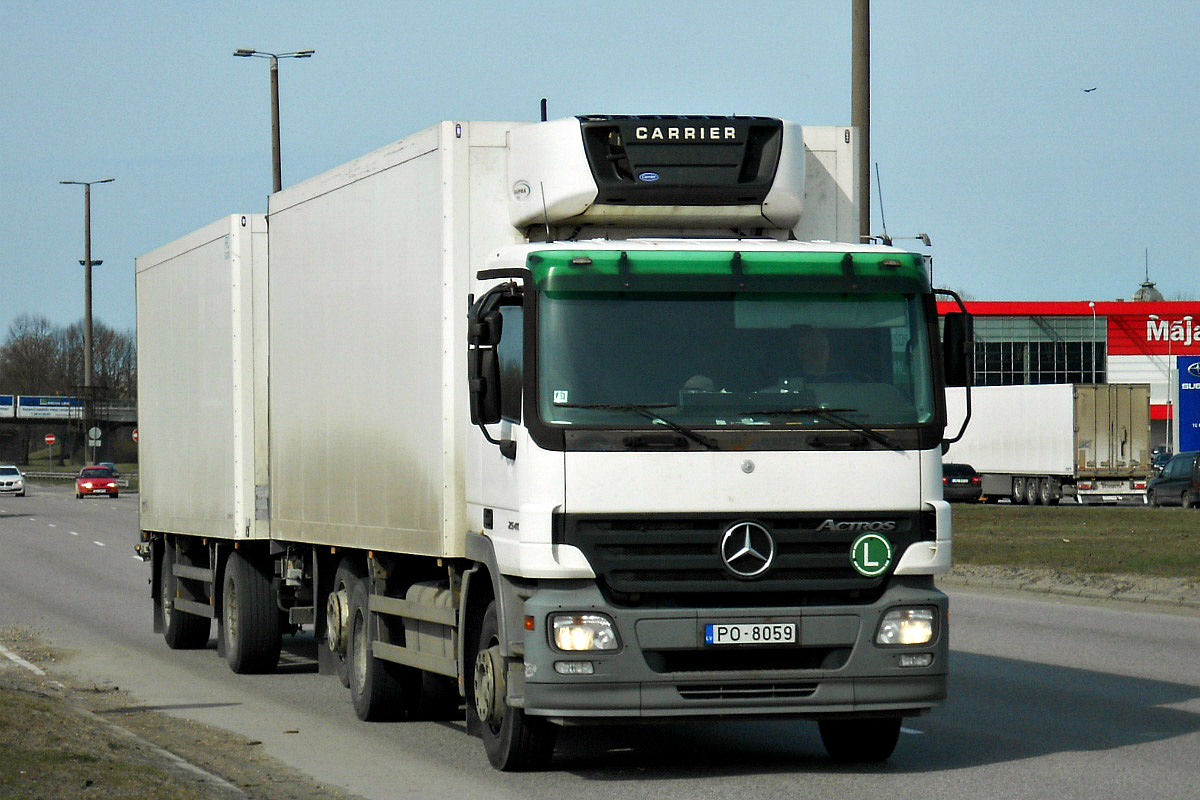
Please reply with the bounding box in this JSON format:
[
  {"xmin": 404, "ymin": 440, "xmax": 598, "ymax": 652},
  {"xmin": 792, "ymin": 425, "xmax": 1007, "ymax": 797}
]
[{"xmin": 3, "ymin": 483, "xmax": 1199, "ymax": 799}]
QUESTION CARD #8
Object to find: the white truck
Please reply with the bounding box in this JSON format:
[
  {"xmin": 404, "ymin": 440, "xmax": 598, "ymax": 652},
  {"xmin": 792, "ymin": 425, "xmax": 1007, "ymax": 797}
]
[
  {"xmin": 944, "ymin": 383, "xmax": 1152, "ymax": 505},
  {"xmin": 135, "ymin": 115, "xmax": 973, "ymax": 770}
]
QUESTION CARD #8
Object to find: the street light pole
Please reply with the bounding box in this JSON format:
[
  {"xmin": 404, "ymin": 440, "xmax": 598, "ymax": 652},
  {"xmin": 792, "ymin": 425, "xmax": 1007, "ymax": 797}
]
[
  {"xmin": 60, "ymin": 177, "xmax": 114, "ymax": 465},
  {"xmin": 234, "ymin": 48, "xmax": 314, "ymax": 193}
]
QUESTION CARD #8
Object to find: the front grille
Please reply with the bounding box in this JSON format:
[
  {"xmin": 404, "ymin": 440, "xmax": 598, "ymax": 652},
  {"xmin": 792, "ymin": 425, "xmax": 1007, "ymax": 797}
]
[
  {"xmin": 645, "ymin": 646, "xmax": 851, "ymax": 674},
  {"xmin": 677, "ymin": 682, "xmax": 819, "ymax": 701},
  {"xmin": 557, "ymin": 512, "xmax": 931, "ymax": 607}
]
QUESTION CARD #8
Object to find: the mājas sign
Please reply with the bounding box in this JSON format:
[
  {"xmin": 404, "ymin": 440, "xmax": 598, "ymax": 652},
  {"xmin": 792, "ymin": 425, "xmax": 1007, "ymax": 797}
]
[{"xmin": 1108, "ymin": 315, "xmax": 1200, "ymax": 356}]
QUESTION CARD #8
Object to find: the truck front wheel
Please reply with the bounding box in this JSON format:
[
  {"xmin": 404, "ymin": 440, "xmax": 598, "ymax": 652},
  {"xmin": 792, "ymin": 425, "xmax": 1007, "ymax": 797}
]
[
  {"xmin": 818, "ymin": 717, "xmax": 901, "ymax": 763},
  {"xmin": 473, "ymin": 601, "xmax": 556, "ymax": 770},
  {"xmin": 221, "ymin": 550, "xmax": 282, "ymax": 674}
]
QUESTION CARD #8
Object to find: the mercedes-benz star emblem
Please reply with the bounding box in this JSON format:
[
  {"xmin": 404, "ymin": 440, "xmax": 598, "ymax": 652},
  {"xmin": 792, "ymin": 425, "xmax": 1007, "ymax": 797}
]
[{"xmin": 720, "ymin": 522, "xmax": 776, "ymax": 579}]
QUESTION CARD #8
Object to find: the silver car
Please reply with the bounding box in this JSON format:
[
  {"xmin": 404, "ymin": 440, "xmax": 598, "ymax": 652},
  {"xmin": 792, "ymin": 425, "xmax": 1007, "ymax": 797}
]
[{"xmin": 0, "ymin": 465, "xmax": 26, "ymax": 497}]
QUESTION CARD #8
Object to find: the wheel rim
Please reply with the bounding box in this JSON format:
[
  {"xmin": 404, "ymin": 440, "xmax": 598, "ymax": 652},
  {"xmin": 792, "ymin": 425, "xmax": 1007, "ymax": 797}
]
[
  {"xmin": 326, "ymin": 587, "xmax": 349, "ymax": 656},
  {"xmin": 474, "ymin": 643, "xmax": 506, "ymax": 730}
]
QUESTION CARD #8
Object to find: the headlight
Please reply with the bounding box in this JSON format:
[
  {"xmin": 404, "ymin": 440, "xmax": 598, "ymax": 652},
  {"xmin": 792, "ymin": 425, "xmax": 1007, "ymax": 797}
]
[
  {"xmin": 551, "ymin": 613, "xmax": 619, "ymax": 652},
  {"xmin": 81, "ymin": 482, "xmax": 93, "ymax": 489},
  {"xmin": 876, "ymin": 607, "xmax": 936, "ymax": 646}
]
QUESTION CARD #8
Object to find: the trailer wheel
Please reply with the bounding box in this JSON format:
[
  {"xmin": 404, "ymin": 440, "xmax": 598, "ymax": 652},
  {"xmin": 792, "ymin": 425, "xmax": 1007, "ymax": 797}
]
[
  {"xmin": 221, "ymin": 550, "xmax": 282, "ymax": 674},
  {"xmin": 1030, "ymin": 479, "xmax": 1044, "ymax": 505},
  {"xmin": 160, "ymin": 546, "xmax": 211, "ymax": 649},
  {"xmin": 347, "ymin": 577, "xmax": 418, "ymax": 721},
  {"xmin": 473, "ymin": 601, "xmax": 556, "ymax": 770},
  {"xmin": 1011, "ymin": 477, "xmax": 1026, "ymax": 505},
  {"xmin": 326, "ymin": 559, "xmax": 362, "ymax": 687},
  {"xmin": 818, "ymin": 717, "xmax": 901, "ymax": 763}
]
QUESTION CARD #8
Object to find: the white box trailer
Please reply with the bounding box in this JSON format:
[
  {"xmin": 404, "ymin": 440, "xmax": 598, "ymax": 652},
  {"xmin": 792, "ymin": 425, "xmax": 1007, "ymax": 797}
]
[
  {"xmin": 137, "ymin": 115, "xmax": 973, "ymax": 770},
  {"xmin": 136, "ymin": 214, "xmax": 268, "ymax": 541},
  {"xmin": 944, "ymin": 383, "xmax": 1152, "ymax": 504}
]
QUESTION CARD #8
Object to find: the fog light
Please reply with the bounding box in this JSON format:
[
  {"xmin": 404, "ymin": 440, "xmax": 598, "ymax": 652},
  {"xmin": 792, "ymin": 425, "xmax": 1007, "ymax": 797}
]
[
  {"xmin": 551, "ymin": 614, "xmax": 618, "ymax": 652},
  {"xmin": 899, "ymin": 653, "xmax": 934, "ymax": 668},
  {"xmin": 554, "ymin": 661, "xmax": 595, "ymax": 675},
  {"xmin": 876, "ymin": 608, "xmax": 936, "ymax": 646}
]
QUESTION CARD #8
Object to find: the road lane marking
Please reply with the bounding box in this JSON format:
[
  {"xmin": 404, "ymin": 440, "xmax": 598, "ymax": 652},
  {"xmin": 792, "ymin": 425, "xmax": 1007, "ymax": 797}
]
[
  {"xmin": 901, "ymin": 727, "xmax": 924, "ymax": 735},
  {"xmin": 0, "ymin": 643, "xmax": 45, "ymax": 676},
  {"xmin": 70, "ymin": 531, "xmax": 79, "ymax": 536},
  {"xmin": 93, "ymin": 541, "xmax": 105, "ymax": 547}
]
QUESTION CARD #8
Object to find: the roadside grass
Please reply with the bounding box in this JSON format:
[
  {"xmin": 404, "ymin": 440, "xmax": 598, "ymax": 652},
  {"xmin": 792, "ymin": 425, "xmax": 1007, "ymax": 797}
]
[
  {"xmin": 952, "ymin": 504, "xmax": 1199, "ymax": 578},
  {"xmin": 0, "ymin": 682, "xmax": 214, "ymax": 800}
]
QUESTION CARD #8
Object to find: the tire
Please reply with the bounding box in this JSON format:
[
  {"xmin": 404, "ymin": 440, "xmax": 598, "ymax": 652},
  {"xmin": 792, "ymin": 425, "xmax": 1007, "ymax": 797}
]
[
  {"xmin": 221, "ymin": 549, "xmax": 282, "ymax": 674},
  {"xmin": 1183, "ymin": 492, "xmax": 1194, "ymax": 510},
  {"xmin": 1148, "ymin": 490, "xmax": 1159, "ymax": 508},
  {"xmin": 347, "ymin": 577, "xmax": 418, "ymax": 721},
  {"xmin": 1038, "ymin": 479, "xmax": 1055, "ymax": 506},
  {"xmin": 112, "ymin": 492, "xmax": 119, "ymax": 499},
  {"xmin": 1030, "ymin": 479, "xmax": 1044, "ymax": 505},
  {"xmin": 818, "ymin": 717, "xmax": 902, "ymax": 763},
  {"xmin": 474, "ymin": 600, "xmax": 556, "ymax": 770},
  {"xmin": 1011, "ymin": 477, "xmax": 1026, "ymax": 505},
  {"xmin": 76, "ymin": 492, "xmax": 83, "ymax": 499},
  {"xmin": 160, "ymin": 545, "xmax": 211, "ymax": 649},
  {"xmin": 326, "ymin": 559, "xmax": 363, "ymax": 687}
]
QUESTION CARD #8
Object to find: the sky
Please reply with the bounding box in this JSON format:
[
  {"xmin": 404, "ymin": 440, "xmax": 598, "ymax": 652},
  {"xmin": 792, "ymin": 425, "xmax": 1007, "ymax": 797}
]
[{"xmin": 3, "ymin": 0, "xmax": 1199, "ymax": 337}]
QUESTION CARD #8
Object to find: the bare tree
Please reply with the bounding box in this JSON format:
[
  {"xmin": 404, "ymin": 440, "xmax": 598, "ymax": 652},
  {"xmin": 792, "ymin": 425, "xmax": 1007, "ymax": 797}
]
[
  {"xmin": 0, "ymin": 315, "xmax": 136, "ymax": 400},
  {"xmin": 0, "ymin": 314, "xmax": 61, "ymax": 394}
]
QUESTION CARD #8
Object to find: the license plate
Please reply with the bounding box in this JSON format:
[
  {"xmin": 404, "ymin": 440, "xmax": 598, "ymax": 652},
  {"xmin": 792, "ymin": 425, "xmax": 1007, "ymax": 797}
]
[
  {"xmin": 91, "ymin": 488, "xmax": 108, "ymax": 493},
  {"xmin": 705, "ymin": 622, "xmax": 796, "ymax": 645}
]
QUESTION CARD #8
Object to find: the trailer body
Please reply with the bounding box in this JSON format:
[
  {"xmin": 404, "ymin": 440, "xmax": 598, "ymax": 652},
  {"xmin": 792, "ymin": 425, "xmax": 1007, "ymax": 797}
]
[{"xmin": 944, "ymin": 383, "xmax": 1152, "ymax": 504}]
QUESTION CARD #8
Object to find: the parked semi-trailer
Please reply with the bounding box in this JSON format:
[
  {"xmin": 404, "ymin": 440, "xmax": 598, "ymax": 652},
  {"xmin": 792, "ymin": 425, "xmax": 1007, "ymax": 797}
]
[
  {"xmin": 135, "ymin": 115, "xmax": 972, "ymax": 770},
  {"xmin": 944, "ymin": 383, "xmax": 1152, "ymax": 504}
]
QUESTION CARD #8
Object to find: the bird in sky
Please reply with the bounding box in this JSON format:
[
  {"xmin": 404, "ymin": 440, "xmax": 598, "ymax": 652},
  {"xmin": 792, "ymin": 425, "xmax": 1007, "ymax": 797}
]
[{"xmin": 1083, "ymin": 87, "xmax": 1097, "ymax": 92}]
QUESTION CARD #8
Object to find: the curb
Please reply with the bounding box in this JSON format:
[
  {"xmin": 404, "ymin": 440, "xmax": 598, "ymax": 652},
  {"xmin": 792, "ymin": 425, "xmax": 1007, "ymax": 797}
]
[{"xmin": 939, "ymin": 576, "xmax": 1200, "ymax": 611}]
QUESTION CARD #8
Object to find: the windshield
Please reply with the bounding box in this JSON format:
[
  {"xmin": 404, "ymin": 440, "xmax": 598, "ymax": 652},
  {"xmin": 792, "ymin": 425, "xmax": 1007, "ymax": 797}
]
[{"xmin": 537, "ymin": 289, "xmax": 936, "ymax": 429}]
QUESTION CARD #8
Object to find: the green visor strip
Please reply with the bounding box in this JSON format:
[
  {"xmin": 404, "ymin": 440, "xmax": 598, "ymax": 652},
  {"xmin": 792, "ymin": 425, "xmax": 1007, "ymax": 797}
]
[{"xmin": 526, "ymin": 249, "xmax": 930, "ymax": 294}]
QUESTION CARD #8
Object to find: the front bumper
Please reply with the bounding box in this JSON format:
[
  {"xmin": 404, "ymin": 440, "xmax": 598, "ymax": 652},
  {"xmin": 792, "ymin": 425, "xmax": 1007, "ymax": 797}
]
[{"xmin": 517, "ymin": 577, "xmax": 947, "ymax": 721}]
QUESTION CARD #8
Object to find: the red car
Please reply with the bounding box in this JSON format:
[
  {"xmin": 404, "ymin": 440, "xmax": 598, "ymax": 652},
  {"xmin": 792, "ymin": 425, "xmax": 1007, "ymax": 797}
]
[{"xmin": 76, "ymin": 465, "xmax": 119, "ymax": 499}]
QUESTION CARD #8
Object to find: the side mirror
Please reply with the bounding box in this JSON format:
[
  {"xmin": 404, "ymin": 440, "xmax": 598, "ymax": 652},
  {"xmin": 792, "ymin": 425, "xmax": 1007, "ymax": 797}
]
[
  {"xmin": 469, "ymin": 348, "xmax": 502, "ymax": 425},
  {"xmin": 468, "ymin": 279, "xmax": 523, "ymax": 459},
  {"xmin": 942, "ymin": 311, "xmax": 973, "ymax": 388}
]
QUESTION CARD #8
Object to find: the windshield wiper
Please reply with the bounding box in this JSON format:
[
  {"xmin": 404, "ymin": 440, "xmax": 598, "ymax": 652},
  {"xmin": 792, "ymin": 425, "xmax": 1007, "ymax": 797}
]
[
  {"xmin": 738, "ymin": 406, "xmax": 904, "ymax": 453},
  {"xmin": 557, "ymin": 403, "xmax": 719, "ymax": 451}
]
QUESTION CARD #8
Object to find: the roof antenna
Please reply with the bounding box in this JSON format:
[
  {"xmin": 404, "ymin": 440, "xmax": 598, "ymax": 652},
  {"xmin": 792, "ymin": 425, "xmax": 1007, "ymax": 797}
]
[
  {"xmin": 540, "ymin": 98, "xmax": 548, "ymax": 122},
  {"xmin": 874, "ymin": 162, "xmax": 892, "ymax": 246}
]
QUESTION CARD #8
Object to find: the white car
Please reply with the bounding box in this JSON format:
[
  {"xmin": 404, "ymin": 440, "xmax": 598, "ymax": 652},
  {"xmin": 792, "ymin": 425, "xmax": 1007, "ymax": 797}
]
[{"xmin": 0, "ymin": 465, "xmax": 26, "ymax": 497}]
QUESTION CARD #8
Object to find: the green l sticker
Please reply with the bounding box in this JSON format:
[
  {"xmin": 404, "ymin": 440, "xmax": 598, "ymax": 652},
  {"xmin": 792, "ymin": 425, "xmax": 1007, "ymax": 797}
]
[{"xmin": 850, "ymin": 533, "xmax": 893, "ymax": 577}]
